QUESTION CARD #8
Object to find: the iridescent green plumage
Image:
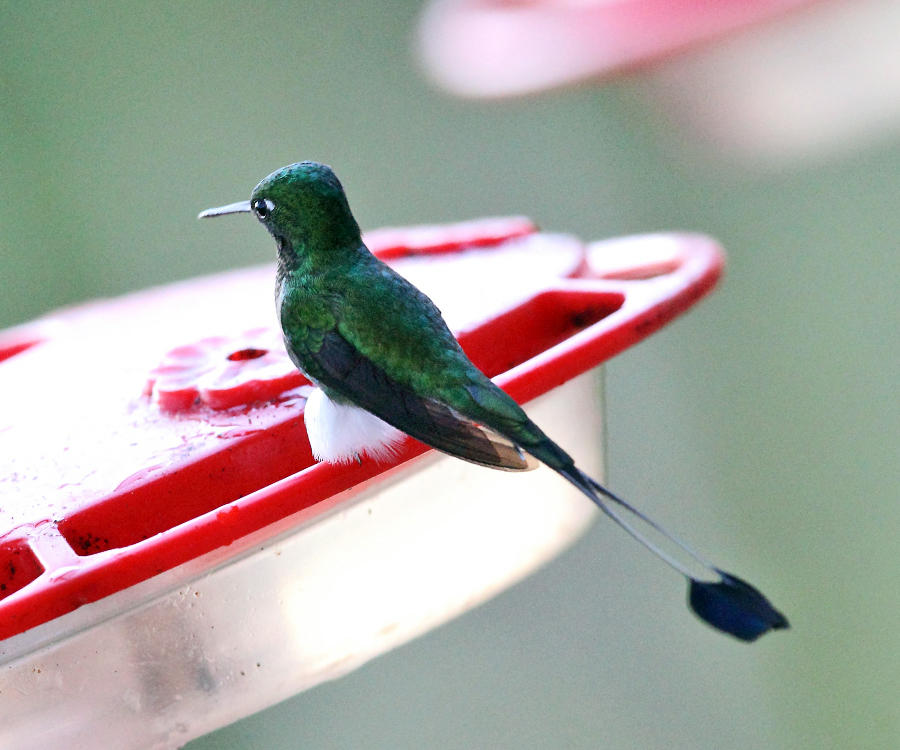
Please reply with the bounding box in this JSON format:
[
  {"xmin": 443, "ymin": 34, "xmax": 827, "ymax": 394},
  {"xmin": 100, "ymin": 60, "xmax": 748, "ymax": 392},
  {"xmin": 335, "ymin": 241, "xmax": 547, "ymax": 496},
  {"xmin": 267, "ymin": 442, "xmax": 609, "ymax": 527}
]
[
  {"xmin": 199, "ymin": 161, "xmax": 789, "ymax": 642},
  {"xmin": 252, "ymin": 161, "xmax": 558, "ymax": 471}
]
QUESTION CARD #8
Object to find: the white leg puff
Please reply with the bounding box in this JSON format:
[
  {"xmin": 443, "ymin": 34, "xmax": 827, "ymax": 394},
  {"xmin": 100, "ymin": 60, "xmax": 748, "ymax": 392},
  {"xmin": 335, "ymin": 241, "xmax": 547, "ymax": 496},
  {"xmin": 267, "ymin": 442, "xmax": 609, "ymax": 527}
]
[{"xmin": 304, "ymin": 386, "xmax": 406, "ymax": 463}]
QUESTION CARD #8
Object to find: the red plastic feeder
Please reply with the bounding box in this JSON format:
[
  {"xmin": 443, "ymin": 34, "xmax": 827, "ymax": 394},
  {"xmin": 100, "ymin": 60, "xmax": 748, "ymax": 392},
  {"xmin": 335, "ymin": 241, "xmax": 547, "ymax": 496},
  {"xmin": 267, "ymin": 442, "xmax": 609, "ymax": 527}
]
[
  {"xmin": 419, "ymin": 0, "xmax": 824, "ymax": 97},
  {"xmin": 0, "ymin": 219, "xmax": 721, "ymax": 748}
]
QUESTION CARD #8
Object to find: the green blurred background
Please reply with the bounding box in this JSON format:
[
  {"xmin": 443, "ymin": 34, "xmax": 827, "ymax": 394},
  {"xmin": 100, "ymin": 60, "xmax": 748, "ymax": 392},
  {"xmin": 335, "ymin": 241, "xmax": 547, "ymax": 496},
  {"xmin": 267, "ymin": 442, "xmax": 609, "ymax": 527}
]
[{"xmin": 1, "ymin": 2, "xmax": 897, "ymax": 748}]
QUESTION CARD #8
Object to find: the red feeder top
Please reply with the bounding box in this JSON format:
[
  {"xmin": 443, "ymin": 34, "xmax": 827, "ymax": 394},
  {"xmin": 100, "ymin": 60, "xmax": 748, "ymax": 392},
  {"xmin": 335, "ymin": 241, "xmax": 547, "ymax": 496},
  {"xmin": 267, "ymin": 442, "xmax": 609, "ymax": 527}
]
[{"xmin": 0, "ymin": 219, "xmax": 722, "ymax": 640}]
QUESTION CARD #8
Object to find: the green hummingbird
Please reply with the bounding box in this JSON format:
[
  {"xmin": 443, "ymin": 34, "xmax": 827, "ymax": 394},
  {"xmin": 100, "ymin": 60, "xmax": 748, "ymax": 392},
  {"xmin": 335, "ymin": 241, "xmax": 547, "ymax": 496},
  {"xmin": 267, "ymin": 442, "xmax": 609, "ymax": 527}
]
[{"xmin": 200, "ymin": 161, "xmax": 789, "ymax": 642}]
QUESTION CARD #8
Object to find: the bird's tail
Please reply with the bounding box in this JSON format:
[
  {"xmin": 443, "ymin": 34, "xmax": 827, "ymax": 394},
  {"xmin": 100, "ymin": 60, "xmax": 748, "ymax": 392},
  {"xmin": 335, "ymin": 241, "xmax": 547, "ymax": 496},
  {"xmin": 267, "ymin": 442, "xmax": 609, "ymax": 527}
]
[{"xmin": 557, "ymin": 466, "xmax": 790, "ymax": 642}]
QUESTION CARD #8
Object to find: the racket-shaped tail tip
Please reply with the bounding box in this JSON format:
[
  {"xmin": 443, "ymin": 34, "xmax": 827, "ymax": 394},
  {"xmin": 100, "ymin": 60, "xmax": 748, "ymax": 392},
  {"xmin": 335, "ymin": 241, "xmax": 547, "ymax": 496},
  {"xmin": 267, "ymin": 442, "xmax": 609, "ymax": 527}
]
[{"xmin": 689, "ymin": 571, "xmax": 789, "ymax": 642}]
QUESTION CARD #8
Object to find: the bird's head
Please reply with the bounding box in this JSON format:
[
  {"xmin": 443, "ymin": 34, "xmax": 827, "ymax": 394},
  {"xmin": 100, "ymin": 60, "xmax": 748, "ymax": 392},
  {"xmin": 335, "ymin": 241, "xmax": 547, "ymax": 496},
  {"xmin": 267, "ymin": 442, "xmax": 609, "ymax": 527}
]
[{"xmin": 199, "ymin": 161, "xmax": 363, "ymax": 273}]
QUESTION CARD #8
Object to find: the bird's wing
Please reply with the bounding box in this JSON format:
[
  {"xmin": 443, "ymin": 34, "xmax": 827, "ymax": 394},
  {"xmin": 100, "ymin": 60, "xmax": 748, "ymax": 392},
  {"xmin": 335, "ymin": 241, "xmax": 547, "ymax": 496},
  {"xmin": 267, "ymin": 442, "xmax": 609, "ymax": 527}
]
[{"xmin": 308, "ymin": 328, "xmax": 536, "ymax": 471}]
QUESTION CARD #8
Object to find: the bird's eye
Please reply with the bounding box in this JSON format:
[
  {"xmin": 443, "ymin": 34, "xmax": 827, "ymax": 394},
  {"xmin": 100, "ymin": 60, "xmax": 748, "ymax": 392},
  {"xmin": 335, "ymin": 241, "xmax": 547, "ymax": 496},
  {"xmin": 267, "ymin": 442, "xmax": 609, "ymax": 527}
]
[{"xmin": 253, "ymin": 198, "xmax": 275, "ymax": 220}]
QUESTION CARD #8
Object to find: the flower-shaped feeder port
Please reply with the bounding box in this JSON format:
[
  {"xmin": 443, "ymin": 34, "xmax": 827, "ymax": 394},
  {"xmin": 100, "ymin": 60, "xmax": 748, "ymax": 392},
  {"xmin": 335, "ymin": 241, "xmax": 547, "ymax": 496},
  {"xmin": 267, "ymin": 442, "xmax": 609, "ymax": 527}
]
[
  {"xmin": 0, "ymin": 219, "xmax": 722, "ymax": 750},
  {"xmin": 145, "ymin": 328, "xmax": 306, "ymax": 412}
]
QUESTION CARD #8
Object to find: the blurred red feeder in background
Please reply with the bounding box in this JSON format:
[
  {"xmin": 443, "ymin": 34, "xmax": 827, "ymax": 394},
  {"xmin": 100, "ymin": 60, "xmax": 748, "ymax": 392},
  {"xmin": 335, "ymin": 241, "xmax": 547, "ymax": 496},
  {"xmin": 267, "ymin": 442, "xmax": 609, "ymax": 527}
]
[{"xmin": 418, "ymin": 0, "xmax": 825, "ymax": 97}]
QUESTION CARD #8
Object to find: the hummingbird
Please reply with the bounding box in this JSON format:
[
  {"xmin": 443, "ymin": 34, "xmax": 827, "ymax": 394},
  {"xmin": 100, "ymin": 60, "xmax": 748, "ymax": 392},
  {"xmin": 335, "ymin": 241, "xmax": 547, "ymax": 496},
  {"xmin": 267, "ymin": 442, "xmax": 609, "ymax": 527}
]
[{"xmin": 200, "ymin": 161, "xmax": 789, "ymax": 642}]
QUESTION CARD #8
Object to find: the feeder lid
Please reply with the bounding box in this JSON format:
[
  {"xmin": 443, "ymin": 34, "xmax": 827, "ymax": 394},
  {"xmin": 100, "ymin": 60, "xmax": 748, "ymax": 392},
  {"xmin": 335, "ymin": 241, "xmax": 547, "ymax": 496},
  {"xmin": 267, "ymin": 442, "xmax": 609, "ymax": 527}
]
[{"xmin": 0, "ymin": 219, "xmax": 722, "ymax": 642}]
